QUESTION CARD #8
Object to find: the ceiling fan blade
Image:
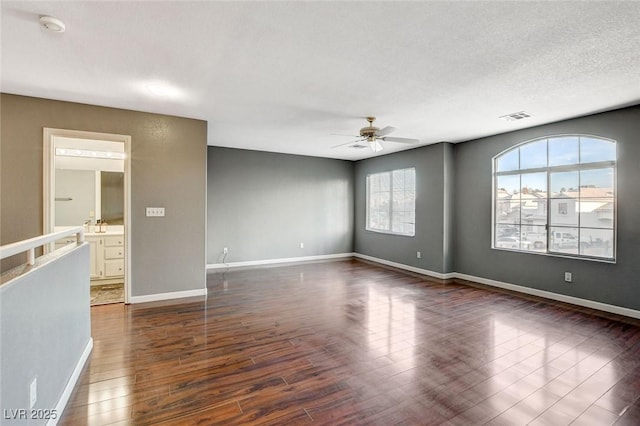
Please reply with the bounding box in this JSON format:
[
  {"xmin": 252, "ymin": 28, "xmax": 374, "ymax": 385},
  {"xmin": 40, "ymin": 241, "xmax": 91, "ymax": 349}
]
[
  {"xmin": 368, "ymin": 140, "xmax": 384, "ymax": 152},
  {"xmin": 381, "ymin": 136, "xmax": 419, "ymax": 144},
  {"xmin": 330, "ymin": 133, "xmax": 360, "ymax": 137},
  {"xmin": 376, "ymin": 126, "xmax": 396, "ymax": 137},
  {"xmin": 332, "ymin": 139, "xmax": 363, "ymax": 148}
]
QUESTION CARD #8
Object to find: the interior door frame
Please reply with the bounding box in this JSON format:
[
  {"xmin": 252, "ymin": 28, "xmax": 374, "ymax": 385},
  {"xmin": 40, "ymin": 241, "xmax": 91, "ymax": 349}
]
[{"xmin": 44, "ymin": 128, "xmax": 132, "ymax": 304}]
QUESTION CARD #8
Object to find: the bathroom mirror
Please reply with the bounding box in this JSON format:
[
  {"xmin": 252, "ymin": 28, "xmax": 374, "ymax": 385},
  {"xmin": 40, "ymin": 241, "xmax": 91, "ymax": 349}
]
[
  {"xmin": 54, "ymin": 170, "xmax": 124, "ymax": 226},
  {"xmin": 100, "ymin": 171, "xmax": 124, "ymax": 225},
  {"xmin": 52, "ymin": 137, "xmax": 125, "ymax": 228}
]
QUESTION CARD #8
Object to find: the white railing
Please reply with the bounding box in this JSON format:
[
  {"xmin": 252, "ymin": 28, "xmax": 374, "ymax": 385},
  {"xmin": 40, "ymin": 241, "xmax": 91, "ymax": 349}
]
[{"xmin": 0, "ymin": 227, "xmax": 85, "ymax": 266}]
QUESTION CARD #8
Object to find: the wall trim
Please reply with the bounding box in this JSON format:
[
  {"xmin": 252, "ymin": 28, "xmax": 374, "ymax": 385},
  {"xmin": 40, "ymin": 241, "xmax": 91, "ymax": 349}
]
[
  {"xmin": 352, "ymin": 254, "xmax": 640, "ymax": 320},
  {"xmin": 353, "ymin": 253, "xmax": 456, "ymax": 280},
  {"xmin": 206, "ymin": 253, "xmax": 354, "ymax": 270},
  {"xmin": 454, "ymin": 272, "xmax": 640, "ymax": 320},
  {"xmin": 49, "ymin": 338, "xmax": 93, "ymax": 426},
  {"xmin": 204, "ymin": 252, "xmax": 640, "ymax": 320},
  {"xmin": 129, "ymin": 288, "xmax": 207, "ymax": 304}
]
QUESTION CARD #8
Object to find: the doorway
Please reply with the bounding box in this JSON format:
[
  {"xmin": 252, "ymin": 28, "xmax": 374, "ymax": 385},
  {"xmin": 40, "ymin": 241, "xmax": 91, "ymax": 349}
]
[{"xmin": 44, "ymin": 128, "xmax": 131, "ymax": 304}]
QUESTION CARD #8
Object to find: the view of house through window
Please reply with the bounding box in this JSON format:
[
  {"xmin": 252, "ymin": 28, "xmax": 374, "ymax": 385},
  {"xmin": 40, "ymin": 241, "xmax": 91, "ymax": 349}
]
[
  {"xmin": 493, "ymin": 135, "xmax": 616, "ymax": 261},
  {"xmin": 366, "ymin": 168, "xmax": 416, "ymax": 236}
]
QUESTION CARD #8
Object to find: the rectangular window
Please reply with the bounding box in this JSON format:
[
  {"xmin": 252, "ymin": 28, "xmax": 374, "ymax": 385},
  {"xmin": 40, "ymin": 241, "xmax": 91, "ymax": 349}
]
[
  {"xmin": 366, "ymin": 168, "xmax": 415, "ymax": 236},
  {"xmin": 558, "ymin": 202, "xmax": 568, "ymax": 215}
]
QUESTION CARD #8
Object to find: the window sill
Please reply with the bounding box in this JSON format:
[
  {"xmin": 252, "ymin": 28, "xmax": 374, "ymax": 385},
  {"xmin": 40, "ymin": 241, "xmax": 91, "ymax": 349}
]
[
  {"xmin": 491, "ymin": 246, "xmax": 616, "ymax": 264},
  {"xmin": 366, "ymin": 228, "xmax": 415, "ymax": 238}
]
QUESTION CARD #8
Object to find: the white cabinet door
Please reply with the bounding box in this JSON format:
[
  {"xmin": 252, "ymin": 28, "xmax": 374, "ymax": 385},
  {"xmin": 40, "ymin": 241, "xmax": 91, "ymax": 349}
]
[
  {"xmin": 104, "ymin": 246, "xmax": 124, "ymax": 259},
  {"xmin": 104, "ymin": 235, "xmax": 124, "ymax": 247},
  {"xmin": 87, "ymin": 234, "xmax": 123, "ymax": 281},
  {"xmin": 85, "ymin": 236, "xmax": 103, "ymax": 279},
  {"xmin": 105, "ymin": 260, "xmax": 124, "ymax": 277}
]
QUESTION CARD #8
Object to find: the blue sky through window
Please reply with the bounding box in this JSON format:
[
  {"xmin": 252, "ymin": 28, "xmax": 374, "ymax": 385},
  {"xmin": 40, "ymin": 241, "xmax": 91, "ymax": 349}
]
[{"xmin": 496, "ymin": 136, "xmax": 615, "ymax": 194}]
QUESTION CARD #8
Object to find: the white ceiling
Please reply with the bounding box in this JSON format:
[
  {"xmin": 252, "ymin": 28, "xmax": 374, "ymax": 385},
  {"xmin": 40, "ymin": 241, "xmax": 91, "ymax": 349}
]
[{"xmin": 2, "ymin": 1, "xmax": 639, "ymax": 161}]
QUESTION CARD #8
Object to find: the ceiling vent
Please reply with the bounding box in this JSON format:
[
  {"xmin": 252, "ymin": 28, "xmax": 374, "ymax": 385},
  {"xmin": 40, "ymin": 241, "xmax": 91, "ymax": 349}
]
[
  {"xmin": 349, "ymin": 144, "xmax": 368, "ymax": 149},
  {"xmin": 499, "ymin": 111, "xmax": 533, "ymax": 122}
]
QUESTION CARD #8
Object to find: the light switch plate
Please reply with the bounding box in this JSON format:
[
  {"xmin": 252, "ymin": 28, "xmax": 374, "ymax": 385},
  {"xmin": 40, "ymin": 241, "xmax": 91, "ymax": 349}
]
[{"xmin": 146, "ymin": 207, "xmax": 165, "ymax": 217}]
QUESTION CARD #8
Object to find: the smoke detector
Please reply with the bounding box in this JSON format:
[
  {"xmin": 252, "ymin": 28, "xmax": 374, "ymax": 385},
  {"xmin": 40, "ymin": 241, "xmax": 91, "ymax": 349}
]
[{"xmin": 39, "ymin": 16, "xmax": 66, "ymax": 33}]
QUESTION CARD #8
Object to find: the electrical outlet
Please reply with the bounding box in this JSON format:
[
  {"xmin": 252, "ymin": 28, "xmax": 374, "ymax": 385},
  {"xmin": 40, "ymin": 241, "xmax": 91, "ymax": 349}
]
[
  {"xmin": 300, "ymin": 242, "xmax": 304, "ymax": 249},
  {"xmin": 564, "ymin": 272, "xmax": 572, "ymax": 283},
  {"xmin": 223, "ymin": 247, "xmax": 228, "ymax": 254},
  {"xmin": 417, "ymin": 251, "xmax": 421, "ymax": 259},
  {"xmin": 146, "ymin": 207, "xmax": 165, "ymax": 217},
  {"xmin": 30, "ymin": 377, "xmax": 37, "ymax": 409}
]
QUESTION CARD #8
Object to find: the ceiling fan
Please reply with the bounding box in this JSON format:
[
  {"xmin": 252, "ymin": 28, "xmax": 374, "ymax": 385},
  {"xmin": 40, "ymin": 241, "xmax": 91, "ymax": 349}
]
[{"xmin": 332, "ymin": 117, "xmax": 420, "ymax": 152}]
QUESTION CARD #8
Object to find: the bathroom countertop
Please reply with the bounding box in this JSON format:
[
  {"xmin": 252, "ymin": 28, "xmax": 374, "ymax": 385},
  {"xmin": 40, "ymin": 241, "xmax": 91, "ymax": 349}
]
[
  {"xmin": 55, "ymin": 226, "xmax": 124, "ymax": 236},
  {"xmin": 84, "ymin": 230, "xmax": 124, "ymax": 236}
]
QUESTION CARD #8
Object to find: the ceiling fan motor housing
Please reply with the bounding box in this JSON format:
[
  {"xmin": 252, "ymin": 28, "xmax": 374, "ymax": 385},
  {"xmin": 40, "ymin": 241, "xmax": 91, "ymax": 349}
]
[{"xmin": 360, "ymin": 126, "xmax": 379, "ymax": 141}]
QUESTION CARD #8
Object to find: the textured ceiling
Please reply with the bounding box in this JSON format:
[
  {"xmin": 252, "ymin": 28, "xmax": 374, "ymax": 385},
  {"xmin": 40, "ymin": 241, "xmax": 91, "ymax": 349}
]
[{"xmin": 2, "ymin": 1, "xmax": 639, "ymax": 160}]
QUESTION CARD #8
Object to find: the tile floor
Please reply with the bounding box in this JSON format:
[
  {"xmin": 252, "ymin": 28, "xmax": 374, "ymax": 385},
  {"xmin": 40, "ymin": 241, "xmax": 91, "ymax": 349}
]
[{"xmin": 90, "ymin": 282, "xmax": 124, "ymax": 305}]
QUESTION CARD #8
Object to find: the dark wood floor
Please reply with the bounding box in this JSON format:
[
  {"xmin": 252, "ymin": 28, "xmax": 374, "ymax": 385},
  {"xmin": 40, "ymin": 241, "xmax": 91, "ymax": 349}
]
[{"xmin": 60, "ymin": 259, "xmax": 640, "ymax": 425}]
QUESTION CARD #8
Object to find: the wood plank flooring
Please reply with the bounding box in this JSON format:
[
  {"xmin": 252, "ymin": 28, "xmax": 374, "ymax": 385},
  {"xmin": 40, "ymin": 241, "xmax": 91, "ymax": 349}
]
[{"xmin": 60, "ymin": 259, "xmax": 640, "ymax": 425}]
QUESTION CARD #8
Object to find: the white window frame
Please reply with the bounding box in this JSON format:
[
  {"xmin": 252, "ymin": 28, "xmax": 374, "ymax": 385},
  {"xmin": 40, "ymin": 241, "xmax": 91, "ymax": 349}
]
[
  {"xmin": 366, "ymin": 167, "xmax": 416, "ymax": 237},
  {"xmin": 492, "ymin": 134, "xmax": 617, "ymax": 262}
]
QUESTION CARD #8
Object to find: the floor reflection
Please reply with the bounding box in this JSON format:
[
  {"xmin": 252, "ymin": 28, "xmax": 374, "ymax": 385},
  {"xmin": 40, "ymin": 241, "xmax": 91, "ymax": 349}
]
[
  {"xmin": 60, "ymin": 260, "xmax": 640, "ymax": 425},
  {"xmin": 366, "ymin": 284, "xmax": 416, "ymax": 372}
]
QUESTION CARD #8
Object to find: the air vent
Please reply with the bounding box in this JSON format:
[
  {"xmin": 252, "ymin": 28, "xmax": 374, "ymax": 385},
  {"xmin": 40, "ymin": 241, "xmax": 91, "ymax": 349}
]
[
  {"xmin": 350, "ymin": 144, "xmax": 368, "ymax": 149},
  {"xmin": 499, "ymin": 111, "xmax": 533, "ymax": 122}
]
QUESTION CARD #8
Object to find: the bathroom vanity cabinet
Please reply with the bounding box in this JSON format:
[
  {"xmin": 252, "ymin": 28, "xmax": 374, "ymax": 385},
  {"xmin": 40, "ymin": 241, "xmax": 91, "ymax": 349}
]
[
  {"xmin": 54, "ymin": 227, "xmax": 125, "ymax": 284},
  {"xmin": 85, "ymin": 234, "xmax": 124, "ymax": 283}
]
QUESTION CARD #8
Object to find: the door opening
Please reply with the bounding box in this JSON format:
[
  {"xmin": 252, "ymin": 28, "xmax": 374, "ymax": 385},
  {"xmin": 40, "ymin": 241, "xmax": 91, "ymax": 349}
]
[{"xmin": 44, "ymin": 128, "xmax": 131, "ymax": 304}]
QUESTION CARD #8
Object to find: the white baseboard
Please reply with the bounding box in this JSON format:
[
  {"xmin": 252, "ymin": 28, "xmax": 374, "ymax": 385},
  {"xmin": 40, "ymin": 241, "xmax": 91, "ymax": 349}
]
[
  {"xmin": 353, "ymin": 253, "xmax": 456, "ymax": 280},
  {"xmin": 49, "ymin": 337, "xmax": 93, "ymax": 426},
  {"xmin": 206, "ymin": 252, "xmax": 354, "ymax": 270},
  {"xmin": 353, "ymin": 253, "xmax": 640, "ymax": 319},
  {"xmin": 207, "ymin": 252, "xmax": 640, "ymax": 320},
  {"xmin": 352, "ymin": 254, "xmax": 640, "ymax": 320},
  {"xmin": 129, "ymin": 288, "xmax": 207, "ymax": 304},
  {"xmin": 454, "ymin": 272, "xmax": 640, "ymax": 320}
]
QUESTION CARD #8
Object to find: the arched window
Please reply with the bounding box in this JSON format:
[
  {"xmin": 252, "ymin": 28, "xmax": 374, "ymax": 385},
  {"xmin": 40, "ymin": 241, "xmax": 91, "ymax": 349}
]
[{"xmin": 493, "ymin": 135, "xmax": 616, "ymax": 261}]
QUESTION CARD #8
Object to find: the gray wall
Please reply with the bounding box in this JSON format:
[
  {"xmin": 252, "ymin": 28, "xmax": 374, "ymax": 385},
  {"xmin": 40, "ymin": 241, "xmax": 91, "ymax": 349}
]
[
  {"xmin": 354, "ymin": 143, "xmax": 453, "ymax": 274},
  {"xmin": 5, "ymin": 93, "xmax": 636, "ymax": 311},
  {"xmin": 207, "ymin": 147, "xmax": 353, "ymax": 264},
  {"xmin": 1, "ymin": 245, "xmax": 91, "ymax": 424},
  {"xmin": 443, "ymin": 142, "xmax": 455, "ymax": 273},
  {"xmin": 0, "ymin": 94, "xmax": 207, "ymax": 297},
  {"xmin": 453, "ymin": 106, "xmax": 640, "ymax": 311}
]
